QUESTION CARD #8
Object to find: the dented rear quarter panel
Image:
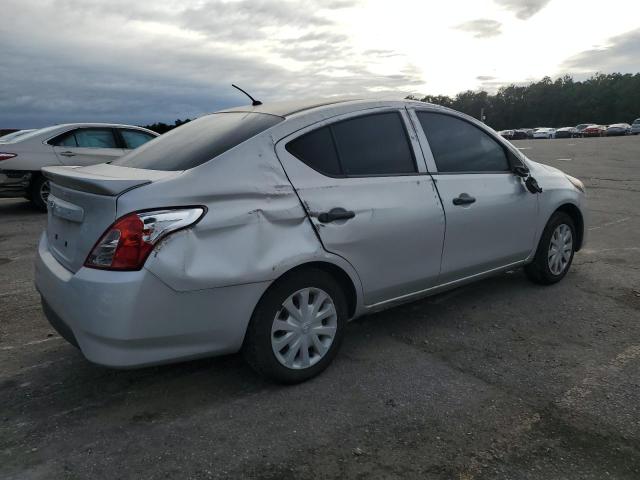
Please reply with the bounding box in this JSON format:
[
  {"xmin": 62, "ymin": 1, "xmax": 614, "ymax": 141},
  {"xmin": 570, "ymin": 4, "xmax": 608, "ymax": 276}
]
[{"xmin": 116, "ymin": 132, "xmax": 365, "ymax": 314}]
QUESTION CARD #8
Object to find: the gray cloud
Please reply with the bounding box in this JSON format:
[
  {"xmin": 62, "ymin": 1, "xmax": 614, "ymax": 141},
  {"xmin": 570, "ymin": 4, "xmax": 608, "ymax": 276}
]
[
  {"xmin": 494, "ymin": 0, "xmax": 551, "ymax": 19},
  {"xmin": 0, "ymin": 0, "xmax": 420, "ymax": 128},
  {"xmin": 476, "ymin": 75, "xmax": 496, "ymax": 81},
  {"xmin": 455, "ymin": 19, "xmax": 502, "ymax": 38},
  {"xmin": 561, "ymin": 28, "xmax": 640, "ymax": 75}
]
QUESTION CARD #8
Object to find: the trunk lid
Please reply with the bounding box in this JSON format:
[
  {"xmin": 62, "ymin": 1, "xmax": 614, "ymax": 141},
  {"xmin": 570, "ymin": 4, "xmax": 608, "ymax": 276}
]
[{"xmin": 43, "ymin": 164, "xmax": 178, "ymax": 272}]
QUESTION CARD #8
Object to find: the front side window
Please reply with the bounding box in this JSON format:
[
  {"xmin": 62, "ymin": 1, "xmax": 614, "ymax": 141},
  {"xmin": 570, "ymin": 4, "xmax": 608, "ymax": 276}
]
[
  {"xmin": 285, "ymin": 111, "xmax": 416, "ymax": 177},
  {"xmin": 53, "ymin": 128, "xmax": 118, "ymax": 149},
  {"xmin": 416, "ymin": 112, "xmax": 510, "ymax": 173},
  {"xmin": 120, "ymin": 129, "xmax": 156, "ymax": 149}
]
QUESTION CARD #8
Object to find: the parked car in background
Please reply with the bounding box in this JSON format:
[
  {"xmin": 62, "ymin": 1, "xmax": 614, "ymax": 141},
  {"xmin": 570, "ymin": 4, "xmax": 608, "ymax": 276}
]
[
  {"xmin": 0, "ymin": 129, "xmax": 37, "ymax": 142},
  {"xmin": 498, "ymin": 129, "xmax": 515, "ymax": 140},
  {"xmin": 574, "ymin": 123, "xmax": 596, "ymax": 137},
  {"xmin": 533, "ymin": 128, "xmax": 556, "ymax": 139},
  {"xmin": 521, "ymin": 128, "xmax": 535, "ymax": 139},
  {"xmin": 632, "ymin": 118, "xmax": 640, "ymax": 135},
  {"xmin": 606, "ymin": 123, "xmax": 631, "ymax": 136},
  {"xmin": 512, "ymin": 130, "xmax": 529, "ymax": 140},
  {"xmin": 555, "ymin": 127, "xmax": 576, "ymax": 139},
  {"xmin": 35, "ymin": 99, "xmax": 587, "ymax": 383},
  {"xmin": 582, "ymin": 125, "xmax": 607, "ymax": 137},
  {"xmin": 0, "ymin": 123, "xmax": 158, "ymax": 210}
]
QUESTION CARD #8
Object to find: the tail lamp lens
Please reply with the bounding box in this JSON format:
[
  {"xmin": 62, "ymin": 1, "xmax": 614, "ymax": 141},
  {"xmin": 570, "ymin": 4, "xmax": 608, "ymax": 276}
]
[
  {"xmin": 85, "ymin": 207, "xmax": 205, "ymax": 270},
  {"xmin": 0, "ymin": 153, "xmax": 17, "ymax": 161}
]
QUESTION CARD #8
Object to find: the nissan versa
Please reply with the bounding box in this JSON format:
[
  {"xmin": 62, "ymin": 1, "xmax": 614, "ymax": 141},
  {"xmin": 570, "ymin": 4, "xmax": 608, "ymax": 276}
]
[{"xmin": 35, "ymin": 99, "xmax": 587, "ymax": 383}]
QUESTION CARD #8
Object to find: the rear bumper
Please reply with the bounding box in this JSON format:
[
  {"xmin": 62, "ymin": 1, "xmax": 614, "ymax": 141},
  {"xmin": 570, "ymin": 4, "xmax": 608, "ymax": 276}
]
[
  {"xmin": 0, "ymin": 170, "xmax": 31, "ymax": 198},
  {"xmin": 35, "ymin": 233, "xmax": 270, "ymax": 368}
]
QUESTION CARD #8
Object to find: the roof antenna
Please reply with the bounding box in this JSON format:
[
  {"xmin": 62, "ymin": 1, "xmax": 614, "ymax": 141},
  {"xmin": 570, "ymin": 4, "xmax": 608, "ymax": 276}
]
[{"xmin": 232, "ymin": 84, "xmax": 262, "ymax": 106}]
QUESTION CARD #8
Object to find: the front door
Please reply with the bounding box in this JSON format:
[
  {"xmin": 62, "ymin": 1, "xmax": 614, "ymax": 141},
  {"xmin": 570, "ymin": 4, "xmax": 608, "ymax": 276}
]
[
  {"xmin": 411, "ymin": 109, "xmax": 538, "ymax": 283},
  {"xmin": 276, "ymin": 109, "xmax": 445, "ymax": 306}
]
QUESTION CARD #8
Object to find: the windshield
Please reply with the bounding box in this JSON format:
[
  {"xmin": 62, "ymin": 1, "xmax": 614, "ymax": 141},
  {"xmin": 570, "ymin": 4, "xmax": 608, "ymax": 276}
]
[{"xmin": 112, "ymin": 112, "xmax": 283, "ymax": 171}]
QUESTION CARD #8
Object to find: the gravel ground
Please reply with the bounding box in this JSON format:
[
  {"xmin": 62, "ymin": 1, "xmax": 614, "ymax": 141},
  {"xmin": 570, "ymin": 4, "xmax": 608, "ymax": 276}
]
[{"xmin": 1, "ymin": 135, "xmax": 639, "ymax": 479}]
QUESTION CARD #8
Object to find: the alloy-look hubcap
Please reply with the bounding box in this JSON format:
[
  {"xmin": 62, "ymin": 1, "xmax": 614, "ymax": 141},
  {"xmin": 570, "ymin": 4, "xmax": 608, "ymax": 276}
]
[
  {"xmin": 548, "ymin": 224, "xmax": 573, "ymax": 275},
  {"xmin": 271, "ymin": 287, "xmax": 337, "ymax": 370}
]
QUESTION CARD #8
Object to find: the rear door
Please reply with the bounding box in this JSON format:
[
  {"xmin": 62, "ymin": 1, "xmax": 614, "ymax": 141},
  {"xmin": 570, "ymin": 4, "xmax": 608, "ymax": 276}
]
[
  {"xmin": 410, "ymin": 109, "xmax": 537, "ymax": 283},
  {"xmin": 276, "ymin": 109, "xmax": 445, "ymax": 306},
  {"xmin": 50, "ymin": 128, "xmax": 124, "ymax": 166}
]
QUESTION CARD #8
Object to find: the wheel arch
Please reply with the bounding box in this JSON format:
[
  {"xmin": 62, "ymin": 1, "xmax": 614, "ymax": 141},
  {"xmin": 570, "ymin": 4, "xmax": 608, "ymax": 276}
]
[
  {"xmin": 263, "ymin": 261, "xmax": 360, "ymax": 320},
  {"xmin": 554, "ymin": 203, "xmax": 584, "ymax": 251}
]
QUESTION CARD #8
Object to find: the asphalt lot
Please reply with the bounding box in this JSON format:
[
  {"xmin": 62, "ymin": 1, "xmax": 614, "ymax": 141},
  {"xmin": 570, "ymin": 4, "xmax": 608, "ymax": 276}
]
[{"xmin": 1, "ymin": 136, "xmax": 639, "ymax": 479}]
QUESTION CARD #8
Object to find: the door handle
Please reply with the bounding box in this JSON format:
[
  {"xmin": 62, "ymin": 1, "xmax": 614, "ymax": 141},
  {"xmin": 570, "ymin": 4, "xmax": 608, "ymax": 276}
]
[
  {"xmin": 318, "ymin": 207, "xmax": 355, "ymax": 223},
  {"xmin": 452, "ymin": 193, "xmax": 476, "ymax": 206},
  {"xmin": 59, "ymin": 151, "xmax": 76, "ymax": 157}
]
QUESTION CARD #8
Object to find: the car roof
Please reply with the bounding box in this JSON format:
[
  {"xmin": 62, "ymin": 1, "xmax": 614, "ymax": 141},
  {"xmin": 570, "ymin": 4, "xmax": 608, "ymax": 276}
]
[
  {"xmin": 218, "ymin": 98, "xmax": 364, "ymax": 117},
  {"xmin": 218, "ymin": 97, "xmax": 432, "ymax": 118},
  {"xmin": 51, "ymin": 123, "xmax": 157, "ymax": 131}
]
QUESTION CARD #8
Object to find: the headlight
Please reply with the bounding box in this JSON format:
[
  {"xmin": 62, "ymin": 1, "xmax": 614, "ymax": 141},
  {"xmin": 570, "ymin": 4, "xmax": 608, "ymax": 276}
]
[{"xmin": 566, "ymin": 175, "xmax": 585, "ymax": 193}]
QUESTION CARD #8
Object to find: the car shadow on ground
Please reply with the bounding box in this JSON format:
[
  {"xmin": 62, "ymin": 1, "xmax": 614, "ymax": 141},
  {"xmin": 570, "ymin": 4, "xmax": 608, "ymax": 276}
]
[{"xmin": 2, "ymin": 269, "xmax": 539, "ymax": 425}]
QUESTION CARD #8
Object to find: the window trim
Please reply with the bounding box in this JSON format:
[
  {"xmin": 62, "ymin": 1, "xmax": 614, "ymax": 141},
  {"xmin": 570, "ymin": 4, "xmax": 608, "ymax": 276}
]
[
  {"xmin": 285, "ymin": 110, "xmax": 420, "ymax": 179},
  {"xmin": 410, "ymin": 108, "xmax": 525, "ymax": 175}
]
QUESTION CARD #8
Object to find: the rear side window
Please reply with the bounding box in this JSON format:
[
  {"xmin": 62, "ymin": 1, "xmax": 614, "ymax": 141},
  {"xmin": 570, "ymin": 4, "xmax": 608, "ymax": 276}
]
[
  {"xmin": 112, "ymin": 112, "xmax": 283, "ymax": 171},
  {"xmin": 286, "ymin": 111, "xmax": 416, "ymax": 177},
  {"xmin": 286, "ymin": 127, "xmax": 341, "ymax": 176},
  {"xmin": 52, "ymin": 128, "xmax": 118, "ymax": 148},
  {"xmin": 416, "ymin": 112, "xmax": 510, "ymax": 173},
  {"xmin": 120, "ymin": 129, "xmax": 156, "ymax": 149}
]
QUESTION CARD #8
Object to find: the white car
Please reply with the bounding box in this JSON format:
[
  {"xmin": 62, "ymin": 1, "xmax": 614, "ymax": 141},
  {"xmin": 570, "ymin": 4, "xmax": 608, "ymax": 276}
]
[
  {"xmin": 0, "ymin": 129, "xmax": 36, "ymax": 142},
  {"xmin": 533, "ymin": 128, "xmax": 556, "ymax": 139},
  {"xmin": 0, "ymin": 123, "xmax": 158, "ymax": 210}
]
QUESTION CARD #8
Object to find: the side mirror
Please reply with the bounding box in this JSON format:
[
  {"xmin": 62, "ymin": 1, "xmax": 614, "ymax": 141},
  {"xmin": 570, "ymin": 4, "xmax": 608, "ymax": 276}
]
[
  {"xmin": 513, "ymin": 165, "xmax": 543, "ymax": 193},
  {"xmin": 525, "ymin": 176, "xmax": 543, "ymax": 194},
  {"xmin": 512, "ymin": 165, "xmax": 529, "ymax": 178}
]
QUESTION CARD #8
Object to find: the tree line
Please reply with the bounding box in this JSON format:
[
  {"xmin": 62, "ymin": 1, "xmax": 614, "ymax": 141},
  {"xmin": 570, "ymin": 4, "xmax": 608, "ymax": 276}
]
[
  {"xmin": 410, "ymin": 73, "xmax": 640, "ymax": 130},
  {"xmin": 142, "ymin": 118, "xmax": 191, "ymax": 134}
]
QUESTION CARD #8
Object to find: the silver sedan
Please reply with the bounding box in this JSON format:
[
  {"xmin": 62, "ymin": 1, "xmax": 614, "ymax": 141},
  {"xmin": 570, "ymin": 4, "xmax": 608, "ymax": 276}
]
[{"xmin": 35, "ymin": 99, "xmax": 587, "ymax": 383}]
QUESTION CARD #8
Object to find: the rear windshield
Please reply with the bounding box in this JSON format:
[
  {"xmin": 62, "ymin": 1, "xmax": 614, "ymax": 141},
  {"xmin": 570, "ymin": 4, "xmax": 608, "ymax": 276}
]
[{"xmin": 112, "ymin": 112, "xmax": 283, "ymax": 171}]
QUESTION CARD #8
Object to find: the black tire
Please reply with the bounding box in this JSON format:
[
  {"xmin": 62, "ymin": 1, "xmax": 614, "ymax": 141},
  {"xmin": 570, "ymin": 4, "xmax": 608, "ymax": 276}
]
[
  {"xmin": 243, "ymin": 268, "xmax": 347, "ymax": 384},
  {"xmin": 29, "ymin": 175, "xmax": 49, "ymax": 212},
  {"xmin": 525, "ymin": 211, "xmax": 576, "ymax": 285}
]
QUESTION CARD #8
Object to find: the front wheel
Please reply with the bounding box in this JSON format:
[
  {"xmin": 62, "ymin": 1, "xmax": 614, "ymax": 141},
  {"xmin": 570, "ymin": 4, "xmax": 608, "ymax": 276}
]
[
  {"xmin": 243, "ymin": 268, "xmax": 347, "ymax": 383},
  {"xmin": 525, "ymin": 212, "xmax": 576, "ymax": 285},
  {"xmin": 29, "ymin": 175, "xmax": 50, "ymax": 212}
]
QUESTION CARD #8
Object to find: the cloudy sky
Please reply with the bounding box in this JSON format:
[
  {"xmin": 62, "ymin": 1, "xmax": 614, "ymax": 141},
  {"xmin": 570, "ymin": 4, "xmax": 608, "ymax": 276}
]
[{"xmin": 1, "ymin": 0, "xmax": 639, "ymax": 128}]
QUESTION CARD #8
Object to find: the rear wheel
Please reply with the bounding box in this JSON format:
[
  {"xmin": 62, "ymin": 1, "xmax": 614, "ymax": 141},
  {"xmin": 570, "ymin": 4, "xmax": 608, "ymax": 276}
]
[
  {"xmin": 29, "ymin": 175, "xmax": 50, "ymax": 212},
  {"xmin": 243, "ymin": 268, "xmax": 347, "ymax": 383},
  {"xmin": 525, "ymin": 212, "xmax": 576, "ymax": 285}
]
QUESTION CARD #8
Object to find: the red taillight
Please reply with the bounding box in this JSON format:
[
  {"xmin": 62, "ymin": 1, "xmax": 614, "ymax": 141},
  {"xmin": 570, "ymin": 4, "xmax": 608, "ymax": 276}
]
[
  {"xmin": 0, "ymin": 153, "xmax": 17, "ymax": 161},
  {"xmin": 85, "ymin": 207, "xmax": 205, "ymax": 271}
]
